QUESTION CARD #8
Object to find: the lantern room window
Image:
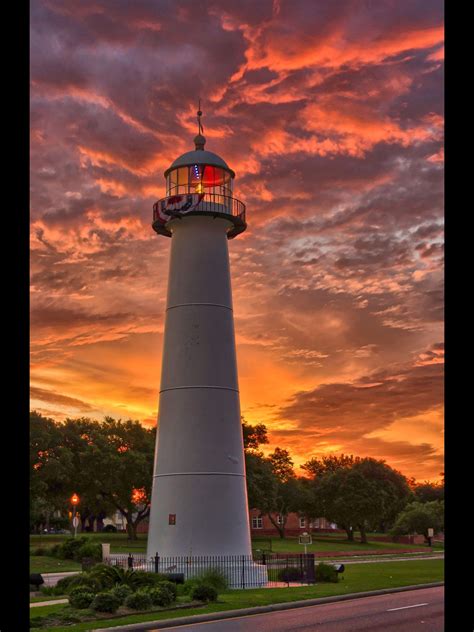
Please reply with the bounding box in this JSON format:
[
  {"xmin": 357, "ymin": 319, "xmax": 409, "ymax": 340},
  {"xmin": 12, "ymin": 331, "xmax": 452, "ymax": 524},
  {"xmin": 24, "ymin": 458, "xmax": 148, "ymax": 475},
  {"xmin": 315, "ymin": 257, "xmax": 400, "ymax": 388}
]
[{"xmin": 166, "ymin": 165, "xmax": 233, "ymax": 197}]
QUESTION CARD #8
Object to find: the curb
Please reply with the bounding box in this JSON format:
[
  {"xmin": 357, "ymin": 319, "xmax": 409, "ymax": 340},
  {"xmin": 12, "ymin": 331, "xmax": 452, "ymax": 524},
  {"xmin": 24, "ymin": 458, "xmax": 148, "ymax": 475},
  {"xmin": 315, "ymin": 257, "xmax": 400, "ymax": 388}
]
[{"xmin": 95, "ymin": 581, "xmax": 444, "ymax": 631}]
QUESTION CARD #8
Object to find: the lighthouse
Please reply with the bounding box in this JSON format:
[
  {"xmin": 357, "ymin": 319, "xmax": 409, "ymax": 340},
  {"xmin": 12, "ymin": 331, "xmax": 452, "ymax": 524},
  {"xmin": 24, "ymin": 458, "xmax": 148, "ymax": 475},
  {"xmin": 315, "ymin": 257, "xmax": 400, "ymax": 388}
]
[{"xmin": 146, "ymin": 111, "xmax": 252, "ymax": 559}]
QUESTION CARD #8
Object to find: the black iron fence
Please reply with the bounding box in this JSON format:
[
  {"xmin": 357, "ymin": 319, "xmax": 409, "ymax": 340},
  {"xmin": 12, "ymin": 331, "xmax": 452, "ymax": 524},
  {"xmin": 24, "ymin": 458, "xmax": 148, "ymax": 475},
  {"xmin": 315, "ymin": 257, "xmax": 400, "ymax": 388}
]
[{"xmin": 103, "ymin": 553, "xmax": 317, "ymax": 589}]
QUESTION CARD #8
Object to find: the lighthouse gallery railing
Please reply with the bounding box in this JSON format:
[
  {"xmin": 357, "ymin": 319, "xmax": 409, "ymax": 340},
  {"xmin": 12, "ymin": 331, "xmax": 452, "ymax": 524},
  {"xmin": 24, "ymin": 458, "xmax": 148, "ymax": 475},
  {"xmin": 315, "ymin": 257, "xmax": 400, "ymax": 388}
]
[{"xmin": 153, "ymin": 192, "xmax": 246, "ymax": 225}]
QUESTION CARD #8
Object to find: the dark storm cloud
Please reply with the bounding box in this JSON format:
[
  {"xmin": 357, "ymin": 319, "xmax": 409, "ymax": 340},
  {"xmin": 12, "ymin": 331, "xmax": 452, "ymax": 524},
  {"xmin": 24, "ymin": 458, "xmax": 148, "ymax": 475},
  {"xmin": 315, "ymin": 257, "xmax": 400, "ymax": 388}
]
[{"xmin": 30, "ymin": 0, "xmax": 444, "ymax": 479}]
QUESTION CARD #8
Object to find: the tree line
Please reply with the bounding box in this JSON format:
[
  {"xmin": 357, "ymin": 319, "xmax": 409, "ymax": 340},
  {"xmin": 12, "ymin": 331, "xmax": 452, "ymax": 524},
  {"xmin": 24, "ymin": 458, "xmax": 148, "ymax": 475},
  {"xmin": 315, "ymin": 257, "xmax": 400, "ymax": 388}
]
[{"xmin": 31, "ymin": 412, "xmax": 444, "ymax": 541}]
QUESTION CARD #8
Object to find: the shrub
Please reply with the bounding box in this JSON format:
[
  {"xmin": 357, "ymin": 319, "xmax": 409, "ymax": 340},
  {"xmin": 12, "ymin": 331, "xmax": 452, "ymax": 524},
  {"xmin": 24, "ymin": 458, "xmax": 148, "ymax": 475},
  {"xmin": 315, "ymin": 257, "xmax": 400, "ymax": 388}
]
[
  {"xmin": 277, "ymin": 567, "xmax": 303, "ymax": 582},
  {"xmin": 65, "ymin": 574, "xmax": 102, "ymax": 594},
  {"xmin": 55, "ymin": 575, "xmax": 80, "ymax": 593},
  {"xmin": 194, "ymin": 569, "xmax": 228, "ymax": 592},
  {"xmin": 57, "ymin": 537, "xmax": 89, "ymax": 560},
  {"xmin": 146, "ymin": 585, "xmax": 173, "ymax": 607},
  {"xmin": 157, "ymin": 580, "xmax": 177, "ymax": 601},
  {"xmin": 124, "ymin": 589, "xmax": 153, "ymax": 610},
  {"xmin": 68, "ymin": 587, "xmax": 95, "ymax": 609},
  {"xmin": 190, "ymin": 583, "xmax": 218, "ymax": 602},
  {"xmin": 129, "ymin": 570, "xmax": 166, "ymax": 589},
  {"xmin": 182, "ymin": 578, "xmax": 201, "ymax": 595},
  {"xmin": 90, "ymin": 591, "xmax": 121, "ymax": 613},
  {"xmin": 39, "ymin": 586, "xmax": 58, "ymax": 596},
  {"xmin": 89, "ymin": 565, "xmax": 144, "ymax": 590},
  {"xmin": 110, "ymin": 584, "xmax": 133, "ymax": 604},
  {"xmin": 315, "ymin": 563, "xmax": 339, "ymax": 583},
  {"xmin": 75, "ymin": 541, "xmax": 102, "ymax": 562},
  {"xmin": 103, "ymin": 524, "xmax": 117, "ymax": 532}
]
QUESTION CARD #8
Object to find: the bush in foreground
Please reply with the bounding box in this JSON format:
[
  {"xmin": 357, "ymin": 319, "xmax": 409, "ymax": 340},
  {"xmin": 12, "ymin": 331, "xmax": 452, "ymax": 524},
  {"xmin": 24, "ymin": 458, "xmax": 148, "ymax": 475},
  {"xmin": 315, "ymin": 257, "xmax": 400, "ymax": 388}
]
[
  {"xmin": 315, "ymin": 563, "xmax": 339, "ymax": 583},
  {"xmin": 110, "ymin": 584, "xmax": 133, "ymax": 604},
  {"xmin": 190, "ymin": 583, "xmax": 218, "ymax": 602},
  {"xmin": 90, "ymin": 591, "xmax": 121, "ymax": 613},
  {"xmin": 68, "ymin": 587, "xmax": 95, "ymax": 609},
  {"xmin": 89, "ymin": 564, "xmax": 169, "ymax": 590},
  {"xmin": 146, "ymin": 585, "xmax": 173, "ymax": 607},
  {"xmin": 54, "ymin": 575, "xmax": 79, "ymax": 594},
  {"xmin": 277, "ymin": 567, "xmax": 303, "ymax": 582},
  {"xmin": 195, "ymin": 569, "xmax": 228, "ymax": 591},
  {"xmin": 124, "ymin": 589, "xmax": 153, "ymax": 610},
  {"xmin": 67, "ymin": 574, "xmax": 102, "ymax": 594},
  {"xmin": 156, "ymin": 580, "xmax": 177, "ymax": 601}
]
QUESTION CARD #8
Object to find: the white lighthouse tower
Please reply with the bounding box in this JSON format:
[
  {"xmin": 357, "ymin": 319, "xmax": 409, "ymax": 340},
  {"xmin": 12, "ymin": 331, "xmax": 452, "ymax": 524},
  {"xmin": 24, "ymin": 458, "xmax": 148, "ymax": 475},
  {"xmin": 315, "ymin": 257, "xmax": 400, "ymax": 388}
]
[{"xmin": 147, "ymin": 110, "xmax": 252, "ymax": 559}]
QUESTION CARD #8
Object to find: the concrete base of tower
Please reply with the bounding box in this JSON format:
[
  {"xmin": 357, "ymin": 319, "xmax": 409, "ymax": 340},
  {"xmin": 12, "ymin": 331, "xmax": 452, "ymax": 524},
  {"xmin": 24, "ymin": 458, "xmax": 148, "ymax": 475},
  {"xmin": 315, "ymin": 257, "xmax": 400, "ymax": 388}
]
[{"xmin": 146, "ymin": 472, "xmax": 252, "ymax": 558}]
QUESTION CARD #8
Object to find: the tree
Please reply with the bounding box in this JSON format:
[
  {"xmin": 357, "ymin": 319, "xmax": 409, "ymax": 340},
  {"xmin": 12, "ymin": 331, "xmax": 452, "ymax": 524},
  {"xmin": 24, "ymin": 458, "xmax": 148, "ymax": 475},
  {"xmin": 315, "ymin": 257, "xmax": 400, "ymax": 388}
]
[
  {"xmin": 245, "ymin": 451, "xmax": 278, "ymax": 513},
  {"xmin": 268, "ymin": 448, "xmax": 294, "ymax": 482},
  {"xmin": 244, "ymin": 441, "xmax": 305, "ymax": 539},
  {"xmin": 315, "ymin": 457, "xmax": 411, "ymax": 543},
  {"xmin": 413, "ymin": 481, "xmax": 444, "ymax": 503},
  {"xmin": 30, "ymin": 411, "xmax": 74, "ymax": 532},
  {"xmin": 259, "ymin": 448, "xmax": 302, "ymax": 538},
  {"xmin": 301, "ymin": 454, "xmax": 361, "ymax": 540},
  {"xmin": 301, "ymin": 454, "xmax": 359, "ymax": 478},
  {"xmin": 391, "ymin": 501, "xmax": 444, "ymax": 538},
  {"xmin": 242, "ymin": 419, "xmax": 268, "ymax": 452},
  {"xmin": 80, "ymin": 417, "xmax": 156, "ymax": 540},
  {"xmin": 30, "ymin": 413, "xmax": 156, "ymax": 539},
  {"xmin": 353, "ymin": 458, "xmax": 411, "ymax": 535}
]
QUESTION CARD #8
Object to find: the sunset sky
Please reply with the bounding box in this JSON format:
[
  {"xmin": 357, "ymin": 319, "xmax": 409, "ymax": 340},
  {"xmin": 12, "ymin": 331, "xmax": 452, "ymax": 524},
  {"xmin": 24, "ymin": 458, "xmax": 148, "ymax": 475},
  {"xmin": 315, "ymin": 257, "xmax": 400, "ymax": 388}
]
[{"xmin": 30, "ymin": 0, "xmax": 444, "ymax": 481}]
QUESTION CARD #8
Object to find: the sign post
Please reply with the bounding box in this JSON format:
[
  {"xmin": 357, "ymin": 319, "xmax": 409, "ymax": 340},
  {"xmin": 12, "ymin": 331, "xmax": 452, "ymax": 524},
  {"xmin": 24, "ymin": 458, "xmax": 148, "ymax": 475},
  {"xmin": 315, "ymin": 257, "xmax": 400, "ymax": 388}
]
[
  {"xmin": 298, "ymin": 532, "xmax": 315, "ymax": 584},
  {"xmin": 299, "ymin": 531, "xmax": 312, "ymax": 555},
  {"xmin": 427, "ymin": 527, "xmax": 434, "ymax": 547}
]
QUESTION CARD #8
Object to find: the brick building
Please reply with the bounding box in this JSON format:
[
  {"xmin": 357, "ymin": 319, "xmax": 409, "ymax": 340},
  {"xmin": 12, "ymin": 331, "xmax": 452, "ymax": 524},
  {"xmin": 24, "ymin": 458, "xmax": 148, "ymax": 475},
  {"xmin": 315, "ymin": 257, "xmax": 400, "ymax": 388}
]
[
  {"xmin": 248, "ymin": 509, "xmax": 338, "ymax": 537},
  {"xmin": 134, "ymin": 510, "xmax": 338, "ymax": 536}
]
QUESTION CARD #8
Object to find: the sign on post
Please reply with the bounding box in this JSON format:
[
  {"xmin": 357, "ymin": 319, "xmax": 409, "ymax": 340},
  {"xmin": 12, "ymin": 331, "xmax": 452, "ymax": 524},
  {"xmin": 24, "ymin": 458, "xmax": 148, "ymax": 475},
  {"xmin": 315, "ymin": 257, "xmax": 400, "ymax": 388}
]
[
  {"xmin": 299, "ymin": 532, "xmax": 312, "ymax": 545},
  {"xmin": 72, "ymin": 516, "xmax": 79, "ymax": 528},
  {"xmin": 427, "ymin": 527, "xmax": 434, "ymax": 547},
  {"xmin": 299, "ymin": 531, "xmax": 312, "ymax": 555}
]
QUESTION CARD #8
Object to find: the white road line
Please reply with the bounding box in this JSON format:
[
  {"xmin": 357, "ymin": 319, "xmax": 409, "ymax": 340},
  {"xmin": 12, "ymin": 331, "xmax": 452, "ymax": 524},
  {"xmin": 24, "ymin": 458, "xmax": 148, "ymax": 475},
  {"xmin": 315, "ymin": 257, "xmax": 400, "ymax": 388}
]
[{"xmin": 387, "ymin": 602, "xmax": 429, "ymax": 611}]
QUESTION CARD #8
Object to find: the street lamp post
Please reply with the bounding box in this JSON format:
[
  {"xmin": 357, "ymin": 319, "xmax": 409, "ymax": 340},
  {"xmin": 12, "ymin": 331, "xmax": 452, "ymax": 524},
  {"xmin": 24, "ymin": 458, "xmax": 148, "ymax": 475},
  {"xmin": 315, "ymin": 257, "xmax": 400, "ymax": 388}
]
[{"xmin": 71, "ymin": 493, "xmax": 79, "ymax": 538}]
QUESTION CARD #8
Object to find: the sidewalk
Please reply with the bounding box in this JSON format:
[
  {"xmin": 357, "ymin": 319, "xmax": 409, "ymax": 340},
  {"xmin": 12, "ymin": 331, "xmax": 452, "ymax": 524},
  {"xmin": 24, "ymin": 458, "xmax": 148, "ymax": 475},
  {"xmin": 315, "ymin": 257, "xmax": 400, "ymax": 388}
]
[{"xmin": 30, "ymin": 598, "xmax": 68, "ymax": 608}]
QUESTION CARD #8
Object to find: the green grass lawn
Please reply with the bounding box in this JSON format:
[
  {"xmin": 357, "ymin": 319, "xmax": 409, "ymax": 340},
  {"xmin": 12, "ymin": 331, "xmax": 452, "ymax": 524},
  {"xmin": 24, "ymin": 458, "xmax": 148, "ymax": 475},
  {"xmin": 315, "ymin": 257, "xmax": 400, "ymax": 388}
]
[
  {"xmin": 32, "ymin": 558, "xmax": 443, "ymax": 631},
  {"xmin": 31, "ymin": 532, "xmax": 431, "ymax": 557},
  {"xmin": 251, "ymin": 536, "xmax": 428, "ymax": 554},
  {"xmin": 30, "ymin": 556, "xmax": 82, "ymax": 573}
]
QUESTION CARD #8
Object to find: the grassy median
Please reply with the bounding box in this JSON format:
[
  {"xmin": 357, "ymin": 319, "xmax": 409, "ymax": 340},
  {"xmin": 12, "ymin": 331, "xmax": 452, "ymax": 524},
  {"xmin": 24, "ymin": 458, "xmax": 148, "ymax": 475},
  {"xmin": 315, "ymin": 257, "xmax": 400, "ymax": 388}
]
[{"xmin": 31, "ymin": 558, "xmax": 443, "ymax": 631}]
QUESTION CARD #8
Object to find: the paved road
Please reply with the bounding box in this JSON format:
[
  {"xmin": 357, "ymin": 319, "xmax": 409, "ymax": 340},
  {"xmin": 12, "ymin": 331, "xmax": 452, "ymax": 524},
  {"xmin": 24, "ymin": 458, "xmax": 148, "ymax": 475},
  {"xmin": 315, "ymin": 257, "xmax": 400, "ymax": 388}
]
[
  {"xmin": 41, "ymin": 571, "xmax": 80, "ymax": 586},
  {"xmin": 154, "ymin": 587, "xmax": 444, "ymax": 632}
]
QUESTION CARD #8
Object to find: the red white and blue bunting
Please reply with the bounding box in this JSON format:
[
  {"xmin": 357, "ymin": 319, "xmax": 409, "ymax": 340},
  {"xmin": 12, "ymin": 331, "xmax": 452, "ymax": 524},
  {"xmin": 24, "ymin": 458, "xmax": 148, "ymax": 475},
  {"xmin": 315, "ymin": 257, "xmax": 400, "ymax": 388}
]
[{"xmin": 155, "ymin": 194, "xmax": 205, "ymax": 225}]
